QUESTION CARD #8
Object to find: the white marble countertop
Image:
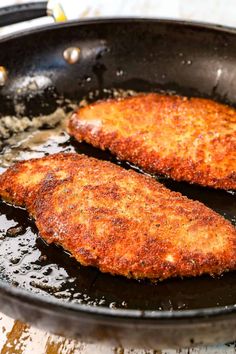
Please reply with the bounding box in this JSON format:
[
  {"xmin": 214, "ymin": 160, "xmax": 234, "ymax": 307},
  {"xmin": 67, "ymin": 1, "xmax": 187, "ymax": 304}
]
[{"xmin": 0, "ymin": 1, "xmax": 236, "ymax": 353}]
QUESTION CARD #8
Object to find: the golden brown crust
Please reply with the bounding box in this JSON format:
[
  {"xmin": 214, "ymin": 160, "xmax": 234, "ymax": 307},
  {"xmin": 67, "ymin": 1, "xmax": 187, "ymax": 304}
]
[
  {"xmin": 0, "ymin": 153, "xmax": 236, "ymax": 280},
  {"xmin": 0, "ymin": 153, "xmax": 83, "ymax": 208},
  {"xmin": 68, "ymin": 93, "xmax": 236, "ymax": 190}
]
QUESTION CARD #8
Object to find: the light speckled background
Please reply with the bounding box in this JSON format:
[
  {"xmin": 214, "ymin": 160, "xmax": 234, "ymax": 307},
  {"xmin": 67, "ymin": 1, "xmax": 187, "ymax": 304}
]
[{"xmin": 0, "ymin": 1, "xmax": 236, "ymax": 353}]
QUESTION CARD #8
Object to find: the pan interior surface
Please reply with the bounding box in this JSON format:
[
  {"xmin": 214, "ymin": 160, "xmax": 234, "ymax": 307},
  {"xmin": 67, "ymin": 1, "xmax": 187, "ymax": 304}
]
[{"xmin": 0, "ymin": 19, "xmax": 235, "ymax": 315}]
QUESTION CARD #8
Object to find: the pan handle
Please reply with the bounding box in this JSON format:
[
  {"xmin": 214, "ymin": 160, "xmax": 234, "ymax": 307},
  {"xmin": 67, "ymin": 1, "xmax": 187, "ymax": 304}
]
[
  {"xmin": 0, "ymin": 2, "xmax": 48, "ymax": 27},
  {"xmin": 0, "ymin": 1, "xmax": 67, "ymax": 28}
]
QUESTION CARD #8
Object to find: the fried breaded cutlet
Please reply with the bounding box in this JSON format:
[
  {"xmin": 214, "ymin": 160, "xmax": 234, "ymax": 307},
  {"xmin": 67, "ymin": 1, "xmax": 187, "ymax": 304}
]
[
  {"xmin": 0, "ymin": 153, "xmax": 236, "ymax": 280},
  {"xmin": 68, "ymin": 93, "xmax": 236, "ymax": 190}
]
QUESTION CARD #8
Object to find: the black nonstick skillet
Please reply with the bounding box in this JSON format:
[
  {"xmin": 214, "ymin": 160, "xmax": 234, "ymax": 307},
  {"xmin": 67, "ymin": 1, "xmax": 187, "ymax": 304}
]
[{"xmin": 0, "ymin": 2, "xmax": 235, "ymax": 349}]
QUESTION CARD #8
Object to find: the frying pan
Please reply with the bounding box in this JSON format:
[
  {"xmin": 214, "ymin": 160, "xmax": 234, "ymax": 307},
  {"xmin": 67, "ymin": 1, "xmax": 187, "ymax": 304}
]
[{"xmin": 0, "ymin": 2, "xmax": 235, "ymax": 349}]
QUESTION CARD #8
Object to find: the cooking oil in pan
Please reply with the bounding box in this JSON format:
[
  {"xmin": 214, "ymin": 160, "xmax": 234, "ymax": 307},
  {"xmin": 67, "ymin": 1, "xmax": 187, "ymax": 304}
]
[{"xmin": 0, "ymin": 93, "xmax": 235, "ymax": 312}]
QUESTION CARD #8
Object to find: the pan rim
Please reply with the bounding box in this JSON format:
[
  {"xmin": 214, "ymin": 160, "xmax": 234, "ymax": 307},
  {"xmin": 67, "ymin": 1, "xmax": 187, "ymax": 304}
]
[
  {"xmin": 1, "ymin": 17, "xmax": 236, "ymax": 44},
  {"xmin": 0, "ymin": 17, "xmax": 235, "ymax": 322}
]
